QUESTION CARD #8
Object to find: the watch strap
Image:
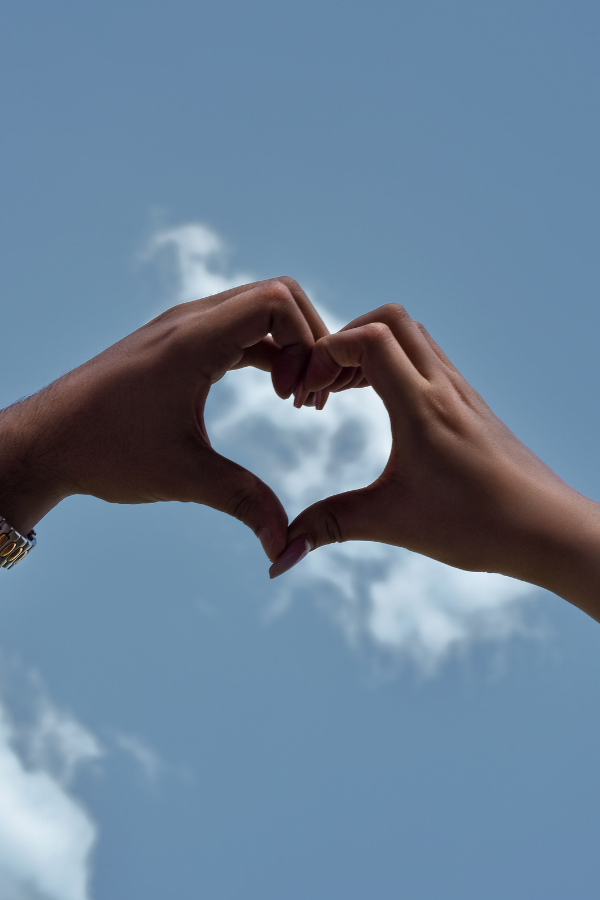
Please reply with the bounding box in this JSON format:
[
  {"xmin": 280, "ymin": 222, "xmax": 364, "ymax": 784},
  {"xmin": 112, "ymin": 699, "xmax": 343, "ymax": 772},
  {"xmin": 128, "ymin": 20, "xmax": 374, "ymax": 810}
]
[{"xmin": 0, "ymin": 518, "xmax": 36, "ymax": 569}]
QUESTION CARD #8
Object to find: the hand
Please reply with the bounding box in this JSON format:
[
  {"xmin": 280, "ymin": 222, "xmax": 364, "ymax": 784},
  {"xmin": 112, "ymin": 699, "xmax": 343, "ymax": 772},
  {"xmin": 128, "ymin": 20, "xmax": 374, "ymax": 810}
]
[
  {"xmin": 275, "ymin": 304, "xmax": 600, "ymax": 619},
  {"xmin": 0, "ymin": 277, "xmax": 328, "ymax": 562}
]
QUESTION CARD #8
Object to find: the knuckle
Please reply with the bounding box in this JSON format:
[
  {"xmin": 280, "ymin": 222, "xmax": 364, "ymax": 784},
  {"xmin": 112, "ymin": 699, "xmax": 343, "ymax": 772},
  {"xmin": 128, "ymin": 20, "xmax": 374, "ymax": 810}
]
[
  {"xmin": 274, "ymin": 275, "xmax": 301, "ymax": 293},
  {"xmin": 347, "ymin": 369, "xmax": 365, "ymax": 388},
  {"xmin": 320, "ymin": 505, "xmax": 344, "ymax": 544},
  {"xmin": 147, "ymin": 302, "xmax": 187, "ymax": 326},
  {"xmin": 384, "ymin": 301, "xmax": 407, "ymax": 316},
  {"xmin": 227, "ymin": 479, "xmax": 262, "ymax": 523},
  {"xmin": 363, "ymin": 322, "xmax": 393, "ymax": 345},
  {"xmin": 316, "ymin": 340, "xmax": 340, "ymax": 371},
  {"xmin": 422, "ymin": 385, "xmax": 463, "ymax": 431},
  {"xmin": 262, "ymin": 279, "xmax": 292, "ymax": 304},
  {"xmin": 382, "ymin": 302, "xmax": 410, "ymax": 323}
]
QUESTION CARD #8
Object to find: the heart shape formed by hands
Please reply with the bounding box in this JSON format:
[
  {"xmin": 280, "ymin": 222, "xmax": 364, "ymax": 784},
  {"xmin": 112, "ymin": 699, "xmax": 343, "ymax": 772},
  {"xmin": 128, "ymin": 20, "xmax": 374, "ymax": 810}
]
[{"xmin": 2, "ymin": 277, "xmax": 581, "ymax": 612}]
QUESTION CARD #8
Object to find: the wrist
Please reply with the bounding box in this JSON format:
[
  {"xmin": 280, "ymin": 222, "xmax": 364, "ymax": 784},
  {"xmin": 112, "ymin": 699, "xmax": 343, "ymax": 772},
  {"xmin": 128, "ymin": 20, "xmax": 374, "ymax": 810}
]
[
  {"xmin": 514, "ymin": 488, "xmax": 600, "ymax": 619},
  {"xmin": 0, "ymin": 390, "xmax": 70, "ymax": 534}
]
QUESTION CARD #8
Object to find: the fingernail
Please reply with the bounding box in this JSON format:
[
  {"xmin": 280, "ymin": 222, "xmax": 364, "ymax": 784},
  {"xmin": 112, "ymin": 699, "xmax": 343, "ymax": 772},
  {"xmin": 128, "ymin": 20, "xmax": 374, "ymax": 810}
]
[
  {"xmin": 293, "ymin": 380, "xmax": 305, "ymax": 409},
  {"xmin": 269, "ymin": 535, "xmax": 312, "ymax": 579},
  {"xmin": 304, "ymin": 392, "xmax": 317, "ymax": 407},
  {"xmin": 257, "ymin": 527, "xmax": 272, "ymax": 558}
]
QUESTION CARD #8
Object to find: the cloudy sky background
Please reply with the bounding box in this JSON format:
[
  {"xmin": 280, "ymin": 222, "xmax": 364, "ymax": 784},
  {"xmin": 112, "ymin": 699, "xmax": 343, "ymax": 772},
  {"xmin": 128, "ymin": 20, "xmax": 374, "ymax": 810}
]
[
  {"xmin": 2, "ymin": 1, "xmax": 600, "ymax": 898},
  {"xmin": 154, "ymin": 222, "xmax": 535, "ymax": 670}
]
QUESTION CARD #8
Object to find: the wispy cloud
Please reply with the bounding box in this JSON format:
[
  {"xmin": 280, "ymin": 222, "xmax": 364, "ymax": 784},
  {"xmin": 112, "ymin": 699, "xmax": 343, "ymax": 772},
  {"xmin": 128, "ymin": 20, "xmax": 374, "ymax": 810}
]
[
  {"xmin": 0, "ymin": 680, "xmax": 99, "ymax": 900},
  {"xmin": 0, "ymin": 649, "xmax": 180, "ymax": 898},
  {"xmin": 146, "ymin": 222, "xmax": 536, "ymax": 673},
  {"xmin": 113, "ymin": 732, "xmax": 162, "ymax": 784},
  {"xmin": 25, "ymin": 704, "xmax": 103, "ymax": 789},
  {"xmin": 145, "ymin": 223, "xmax": 253, "ymax": 304}
]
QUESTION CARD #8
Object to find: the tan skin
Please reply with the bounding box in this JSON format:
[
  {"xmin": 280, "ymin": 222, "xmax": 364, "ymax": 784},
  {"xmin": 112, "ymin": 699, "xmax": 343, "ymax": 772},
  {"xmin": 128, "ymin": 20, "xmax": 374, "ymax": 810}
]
[
  {"xmin": 283, "ymin": 304, "xmax": 600, "ymax": 622},
  {"xmin": 0, "ymin": 277, "xmax": 329, "ymax": 562},
  {"xmin": 1, "ymin": 285, "xmax": 599, "ymax": 620}
]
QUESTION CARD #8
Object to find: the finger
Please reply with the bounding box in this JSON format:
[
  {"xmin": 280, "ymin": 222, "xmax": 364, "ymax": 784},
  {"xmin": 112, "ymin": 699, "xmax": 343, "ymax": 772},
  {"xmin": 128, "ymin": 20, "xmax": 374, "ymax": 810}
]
[
  {"xmin": 190, "ymin": 276, "xmax": 330, "ymax": 344},
  {"xmin": 315, "ymin": 389, "xmax": 329, "ymax": 410},
  {"xmin": 202, "ymin": 281, "xmax": 317, "ymax": 398},
  {"xmin": 191, "ymin": 447, "xmax": 289, "ymax": 562},
  {"xmin": 299, "ymin": 304, "xmax": 437, "ymax": 399},
  {"xmin": 272, "ymin": 276, "xmax": 330, "ymax": 342},
  {"xmin": 331, "ymin": 368, "xmax": 370, "ymax": 392},
  {"xmin": 162, "ymin": 279, "xmax": 271, "ymax": 317},
  {"xmin": 147, "ymin": 279, "xmax": 287, "ymax": 331},
  {"xmin": 339, "ymin": 304, "xmax": 440, "ymax": 380},
  {"xmin": 301, "ymin": 323, "xmax": 423, "ymax": 410},
  {"xmin": 269, "ymin": 484, "xmax": 389, "ymax": 577},
  {"xmin": 230, "ymin": 337, "xmax": 279, "ymax": 372},
  {"xmin": 326, "ymin": 366, "xmax": 359, "ymax": 393},
  {"xmin": 185, "ymin": 278, "xmax": 287, "ymax": 309}
]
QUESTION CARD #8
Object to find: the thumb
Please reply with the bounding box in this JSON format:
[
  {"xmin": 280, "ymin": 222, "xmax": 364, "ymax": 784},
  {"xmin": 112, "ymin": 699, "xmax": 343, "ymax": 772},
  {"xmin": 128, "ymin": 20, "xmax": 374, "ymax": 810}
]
[
  {"xmin": 193, "ymin": 449, "xmax": 289, "ymax": 562},
  {"xmin": 269, "ymin": 485, "xmax": 385, "ymax": 579}
]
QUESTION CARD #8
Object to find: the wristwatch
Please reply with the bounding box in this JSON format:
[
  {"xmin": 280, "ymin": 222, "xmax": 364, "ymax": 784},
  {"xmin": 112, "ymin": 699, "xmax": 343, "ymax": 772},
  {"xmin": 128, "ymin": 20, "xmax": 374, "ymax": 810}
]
[{"xmin": 0, "ymin": 517, "xmax": 36, "ymax": 569}]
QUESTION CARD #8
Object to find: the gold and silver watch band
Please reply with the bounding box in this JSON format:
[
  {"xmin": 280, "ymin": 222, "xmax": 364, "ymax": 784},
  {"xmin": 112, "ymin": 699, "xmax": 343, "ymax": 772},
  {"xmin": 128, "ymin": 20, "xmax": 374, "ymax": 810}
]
[{"xmin": 0, "ymin": 517, "xmax": 36, "ymax": 569}]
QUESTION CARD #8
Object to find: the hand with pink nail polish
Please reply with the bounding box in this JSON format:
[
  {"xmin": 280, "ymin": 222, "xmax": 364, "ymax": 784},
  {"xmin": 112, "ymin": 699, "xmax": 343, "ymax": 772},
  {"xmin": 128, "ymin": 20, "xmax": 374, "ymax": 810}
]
[
  {"xmin": 273, "ymin": 304, "xmax": 600, "ymax": 622},
  {"xmin": 0, "ymin": 277, "xmax": 329, "ymax": 563},
  {"xmin": 269, "ymin": 536, "xmax": 312, "ymax": 579}
]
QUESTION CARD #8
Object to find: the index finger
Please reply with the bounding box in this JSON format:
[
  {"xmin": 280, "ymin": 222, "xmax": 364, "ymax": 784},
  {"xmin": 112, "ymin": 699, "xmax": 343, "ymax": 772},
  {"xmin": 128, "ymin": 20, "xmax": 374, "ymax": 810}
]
[
  {"xmin": 202, "ymin": 280, "xmax": 319, "ymax": 398},
  {"xmin": 300, "ymin": 322, "xmax": 423, "ymax": 411},
  {"xmin": 187, "ymin": 276, "xmax": 330, "ymax": 343},
  {"xmin": 273, "ymin": 277, "xmax": 330, "ymax": 342}
]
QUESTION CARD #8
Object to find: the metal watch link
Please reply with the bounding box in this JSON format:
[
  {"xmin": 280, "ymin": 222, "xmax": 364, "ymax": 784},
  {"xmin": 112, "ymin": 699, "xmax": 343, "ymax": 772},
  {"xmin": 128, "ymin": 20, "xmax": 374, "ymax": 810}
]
[{"xmin": 0, "ymin": 517, "xmax": 36, "ymax": 569}]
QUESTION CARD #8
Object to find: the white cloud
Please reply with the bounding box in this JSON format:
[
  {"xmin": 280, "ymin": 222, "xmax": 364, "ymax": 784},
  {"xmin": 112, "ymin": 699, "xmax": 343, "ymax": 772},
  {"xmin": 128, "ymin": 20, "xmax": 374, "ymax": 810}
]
[
  {"xmin": 0, "ymin": 666, "xmax": 176, "ymax": 900},
  {"xmin": 147, "ymin": 222, "xmax": 536, "ymax": 672},
  {"xmin": 0, "ymin": 688, "xmax": 99, "ymax": 900},
  {"xmin": 25, "ymin": 705, "xmax": 103, "ymax": 789},
  {"xmin": 145, "ymin": 223, "xmax": 253, "ymax": 304}
]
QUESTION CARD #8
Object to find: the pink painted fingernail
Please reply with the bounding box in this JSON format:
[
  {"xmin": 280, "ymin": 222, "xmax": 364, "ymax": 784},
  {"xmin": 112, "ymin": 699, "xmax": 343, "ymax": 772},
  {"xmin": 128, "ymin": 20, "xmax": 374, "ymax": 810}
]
[{"xmin": 269, "ymin": 535, "xmax": 312, "ymax": 579}]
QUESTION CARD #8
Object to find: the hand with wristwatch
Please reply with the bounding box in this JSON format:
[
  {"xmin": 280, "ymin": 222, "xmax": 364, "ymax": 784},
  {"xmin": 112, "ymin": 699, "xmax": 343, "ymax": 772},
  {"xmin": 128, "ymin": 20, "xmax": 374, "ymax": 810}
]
[{"xmin": 1, "ymin": 282, "xmax": 600, "ymax": 624}]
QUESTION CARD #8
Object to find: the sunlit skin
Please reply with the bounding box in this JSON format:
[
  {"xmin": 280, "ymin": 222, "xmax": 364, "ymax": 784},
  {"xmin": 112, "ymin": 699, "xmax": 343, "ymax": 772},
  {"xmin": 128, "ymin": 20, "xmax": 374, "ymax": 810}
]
[
  {"xmin": 1, "ymin": 286, "xmax": 599, "ymax": 622},
  {"xmin": 0, "ymin": 277, "xmax": 329, "ymax": 563},
  {"xmin": 281, "ymin": 304, "xmax": 600, "ymax": 622}
]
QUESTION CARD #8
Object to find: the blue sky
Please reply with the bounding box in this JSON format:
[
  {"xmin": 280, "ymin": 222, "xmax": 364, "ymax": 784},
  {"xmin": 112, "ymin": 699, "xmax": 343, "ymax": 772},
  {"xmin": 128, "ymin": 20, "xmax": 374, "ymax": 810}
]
[{"xmin": 1, "ymin": 1, "xmax": 600, "ymax": 898}]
